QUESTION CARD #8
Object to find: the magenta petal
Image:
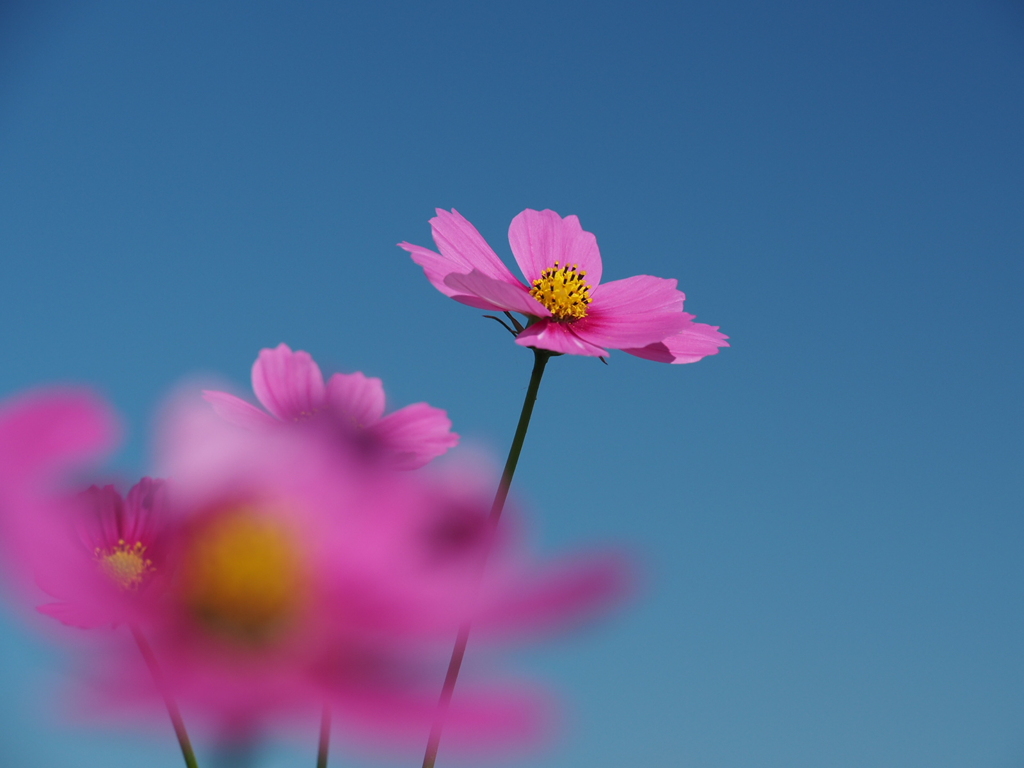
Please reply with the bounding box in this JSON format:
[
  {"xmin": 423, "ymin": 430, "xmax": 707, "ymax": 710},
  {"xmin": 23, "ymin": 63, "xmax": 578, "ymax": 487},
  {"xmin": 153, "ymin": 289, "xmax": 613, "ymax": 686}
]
[
  {"xmin": 569, "ymin": 275, "xmax": 690, "ymax": 349},
  {"xmin": 122, "ymin": 477, "xmax": 166, "ymax": 546},
  {"xmin": 37, "ymin": 601, "xmax": 108, "ymax": 629},
  {"xmin": 399, "ymin": 209, "xmax": 523, "ymax": 302},
  {"xmin": 368, "ymin": 403, "xmax": 460, "ymax": 469},
  {"xmin": 623, "ymin": 321, "xmax": 730, "ymax": 364},
  {"xmin": 426, "ymin": 687, "xmax": 548, "ymax": 751},
  {"xmin": 508, "ymin": 209, "xmax": 603, "ymax": 285},
  {"xmin": 251, "ymin": 344, "xmax": 326, "ymax": 421},
  {"xmin": 572, "ymin": 310, "xmax": 690, "ymax": 350},
  {"xmin": 448, "ymin": 293, "xmax": 517, "ymax": 311},
  {"xmin": 325, "ymin": 372, "xmax": 387, "ymax": 426},
  {"xmin": 330, "ymin": 685, "xmax": 546, "ymax": 752},
  {"xmin": 444, "ymin": 270, "xmax": 547, "ymax": 316},
  {"xmin": 201, "ymin": 390, "xmax": 277, "ymax": 428},
  {"xmin": 0, "ymin": 388, "xmax": 117, "ymax": 489},
  {"xmin": 515, "ymin": 321, "xmax": 608, "ymax": 357},
  {"xmin": 74, "ymin": 485, "xmax": 124, "ymax": 553},
  {"xmin": 398, "ymin": 241, "xmax": 465, "ymax": 299},
  {"xmin": 591, "ymin": 274, "xmax": 685, "ymax": 314},
  {"xmin": 477, "ymin": 555, "xmax": 630, "ymax": 638},
  {"xmin": 429, "ymin": 209, "xmax": 522, "ymax": 284}
]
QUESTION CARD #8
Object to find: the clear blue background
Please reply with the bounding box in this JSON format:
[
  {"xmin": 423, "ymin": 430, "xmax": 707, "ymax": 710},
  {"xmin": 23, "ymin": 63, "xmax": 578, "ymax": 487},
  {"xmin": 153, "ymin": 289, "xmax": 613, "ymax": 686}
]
[{"xmin": 1, "ymin": 1, "xmax": 1022, "ymax": 766}]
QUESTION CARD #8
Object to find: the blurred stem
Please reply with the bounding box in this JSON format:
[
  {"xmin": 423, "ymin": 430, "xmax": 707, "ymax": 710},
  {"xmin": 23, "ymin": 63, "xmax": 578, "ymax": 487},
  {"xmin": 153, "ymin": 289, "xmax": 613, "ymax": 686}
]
[
  {"xmin": 421, "ymin": 348, "xmax": 553, "ymax": 768},
  {"xmin": 130, "ymin": 625, "xmax": 200, "ymax": 768},
  {"xmin": 317, "ymin": 705, "xmax": 331, "ymax": 768}
]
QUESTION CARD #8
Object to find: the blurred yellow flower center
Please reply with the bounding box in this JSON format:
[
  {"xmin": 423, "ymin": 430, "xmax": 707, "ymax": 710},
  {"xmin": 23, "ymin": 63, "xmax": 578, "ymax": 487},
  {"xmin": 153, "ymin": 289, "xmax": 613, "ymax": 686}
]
[
  {"xmin": 97, "ymin": 540, "xmax": 152, "ymax": 591},
  {"xmin": 529, "ymin": 262, "xmax": 592, "ymax": 321},
  {"xmin": 181, "ymin": 508, "xmax": 305, "ymax": 645}
]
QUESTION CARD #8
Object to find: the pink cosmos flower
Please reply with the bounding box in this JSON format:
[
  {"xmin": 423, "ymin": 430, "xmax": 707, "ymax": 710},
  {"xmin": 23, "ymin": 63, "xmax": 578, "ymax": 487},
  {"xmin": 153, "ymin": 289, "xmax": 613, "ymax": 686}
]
[
  {"xmin": 0, "ymin": 388, "xmax": 627, "ymax": 754},
  {"xmin": 400, "ymin": 208, "xmax": 729, "ymax": 361},
  {"xmin": 0, "ymin": 389, "xmax": 166, "ymax": 630},
  {"xmin": 202, "ymin": 344, "xmax": 459, "ymax": 469},
  {"xmin": 110, "ymin": 397, "xmax": 626, "ymax": 750},
  {"xmin": 36, "ymin": 479, "xmax": 169, "ymax": 629}
]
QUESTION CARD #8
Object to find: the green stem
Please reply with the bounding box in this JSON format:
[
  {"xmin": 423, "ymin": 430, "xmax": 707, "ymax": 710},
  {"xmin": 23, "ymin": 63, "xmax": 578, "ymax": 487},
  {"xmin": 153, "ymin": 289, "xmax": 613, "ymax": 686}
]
[
  {"xmin": 488, "ymin": 348, "xmax": 551, "ymax": 525},
  {"xmin": 420, "ymin": 348, "xmax": 552, "ymax": 768},
  {"xmin": 130, "ymin": 625, "xmax": 200, "ymax": 768},
  {"xmin": 317, "ymin": 705, "xmax": 331, "ymax": 768}
]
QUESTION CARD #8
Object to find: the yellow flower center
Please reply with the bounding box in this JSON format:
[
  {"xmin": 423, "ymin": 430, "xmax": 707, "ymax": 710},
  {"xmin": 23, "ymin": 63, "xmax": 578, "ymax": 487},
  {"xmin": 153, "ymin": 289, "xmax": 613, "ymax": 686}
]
[
  {"xmin": 180, "ymin": 508, "xmax": 305, "ymax": 646},
  {"xmin": 97, "ymin": 540, "xmax": 153, "ymax": 591},
  {"xmin": 529, "ymin": 262, "xmax": 592, "ymax": 321}
]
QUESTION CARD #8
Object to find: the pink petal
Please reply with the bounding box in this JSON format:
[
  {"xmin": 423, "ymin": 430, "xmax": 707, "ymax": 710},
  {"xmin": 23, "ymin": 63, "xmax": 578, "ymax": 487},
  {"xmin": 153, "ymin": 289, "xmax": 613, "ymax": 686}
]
[
  {"xmin": 0, "ymin": 388, "xmax": 117, "ymax": 489},
  {"xmin": 368, "ymin": 403, "xmax": 460, "ymax": 469},
  {"xmin": 572, "ymin": 310, "xmax": 691, "ymax": 351},
  {"xmin": 591, "ymin": 274, "xmax": 685, "ymax": 313},
  {"xmin": 429, "ymin": 208, "xmax": 522, "ymax": 284},
  {"xmin": 201, "ymin": 390, "xmax": 277, "ymax": 428},
  {"xmin": 74, "ymin": 485, "xmax": 124, "ymax": 552},
  {"xmin": 571, "ymin": 275, "xmax": 691, "ymax": 349},
  {"xmin": 400, "ymin": 210, "xmax": 525, "ymax": 306},
  {"xmin": 326, "ymin": 372, "xmax": 386, "ymax": 426},
  {"xmin": 329, "ymin": 685, "xmax": 547, "ymax": 753},
  {"xmin": 122, "ymin": 477, "xmax": 166, "ymax": 546},
  {"xmin": 477, "ymin": 554, "xmax": 631, "ymax": 638},
  {"xmin": 37, "ymin": 601, "xmax": 108, "ymax": 629},
  {"xmin": 508, "ymin": 209, "xmax": 603, "ymax": 286},
  {"xmin": 444, "ymin": 270, "xmax": 548, "ymax": 316},
  {"xmin": 623, "ymin": 321, "xmax": 730, "ymax": 363},
  {"xmin": 441, "ymin": 687, "xmax": 551, "ymax": 751},
  {"xmin": 398, "ymin": 241, "xmax": 466, "ymax": 299},
  {"xmin": 515, "ymin": 321, "xmax": 608, "ymax": 357},
  {"xmin": 251, "ymin": 344, "xmax": 326, "ymax": 421}
]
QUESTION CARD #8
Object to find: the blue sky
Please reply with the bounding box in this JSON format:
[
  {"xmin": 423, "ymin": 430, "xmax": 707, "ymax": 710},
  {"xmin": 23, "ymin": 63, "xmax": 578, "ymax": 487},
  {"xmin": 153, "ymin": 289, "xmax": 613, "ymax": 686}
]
[{"xmin": 0, "ymin": 1, "xmax": 1022, "ymax": 766}]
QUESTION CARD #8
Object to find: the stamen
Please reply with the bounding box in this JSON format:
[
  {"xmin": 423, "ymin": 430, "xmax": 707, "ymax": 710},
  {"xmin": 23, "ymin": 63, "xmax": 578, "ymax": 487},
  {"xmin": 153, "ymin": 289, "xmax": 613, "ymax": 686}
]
[
  {"xmin": 97, "ymin": 539, "xmax": 153, "ymax": 591},
  {"xmin": 529, "ymin": 262, "xmax": 593, "ymax": 321}
]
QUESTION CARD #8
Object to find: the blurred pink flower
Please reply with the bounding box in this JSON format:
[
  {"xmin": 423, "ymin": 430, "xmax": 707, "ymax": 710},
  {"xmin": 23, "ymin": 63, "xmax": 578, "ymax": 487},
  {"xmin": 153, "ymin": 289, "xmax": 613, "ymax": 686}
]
[
  {"xmin": 0, "ymin": 389, "xmax": 166, "ymax": 630},
  {"xmin": 37, "ymin": 479, "xmax": 169, "ymax": 629},
  {"xmin": 202, "ymin": 343, "xmax": 459, "ymax": 469},
  {"xmin": 111, "ymin": 398, "xmax": 628, "ymax": 749},
  {"xmin": 400, "ymin": 208, "xmax": 729, "ymax": 361},
  {"xmin": 0, "ymin": 389, "xmax": 623, "ymax": 753}
]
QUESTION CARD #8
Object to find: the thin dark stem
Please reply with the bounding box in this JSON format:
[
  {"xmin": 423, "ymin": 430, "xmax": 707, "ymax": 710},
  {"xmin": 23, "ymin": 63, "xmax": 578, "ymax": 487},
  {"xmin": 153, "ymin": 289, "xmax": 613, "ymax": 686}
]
[
  {"xmin": 316, "ymin": 705, "xmax": 332, "ymax": 768},
  {"xmin": 488, "ymin": 348, "xmax": 550, "ymax": 525},
  {"xmin": 420, "ymin": 348, "xmax": 552, "ymax": 768},
  {"xmin": 419, "ymin": 623, "xmax": 471, "ymax": 768},
  {"xmin": 130, "ymin": 625, "xmax": 200, "ymax": 768}
]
